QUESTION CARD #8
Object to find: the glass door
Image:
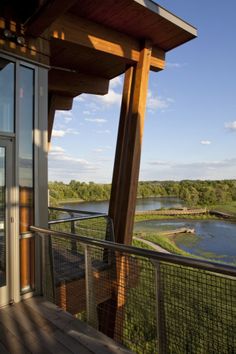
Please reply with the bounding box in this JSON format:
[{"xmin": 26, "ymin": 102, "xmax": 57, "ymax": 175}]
[{"xmin": 0, "ymin": 138, "xmax": 13, "ymax": 307}]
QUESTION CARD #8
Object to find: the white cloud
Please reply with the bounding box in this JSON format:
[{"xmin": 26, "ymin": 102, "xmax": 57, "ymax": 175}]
[
  {"xmin": 49, "ymin": 148, "xmax": 98, "ymax": 169},
  {"xmin": 147, "ymin": 90, "xmax": 174, "ymax": 111},
  {"xmin": 92, "ymin": 146, "xmax": 112, "ymax": 153},
  {"xmin": 55, "ymin": 110, "xmax": 73, "ymax": 123},
  {"xmin": 72, "ymin": 83, "xmax": 122, "ymax": 114},
  {"xmin": 96, "ymin": 129, "xmax": 111, "ymax": 134},
  {"xmin": 80, "ymin": 97, "xmax": 100, "ymax": 113},
  {"xmin": 50, "ymin": 145, "xmax": 65, "ymax": 153},
  {"xmin": 74, "ymin": 96, "xmax": 84, "ymax": 102},
  {"xmin": 225, "ymin": 121, "xmax": 236, "ymax": 131},
  {"xmin": 66, "ymin": 128, "xmax": 79, "ymax": 135},
  {"xmin": 52, "ymin": 128, "xmax": 79, "ymax": 138},
  {"xmin": 110, "ymin": 76, "xmax": 123, "ymax": 88},
  {"xmin": 48, "ymin": 145, "xmax": 106, "ymax": 182},
  {"xmin": 166, "ymin": 62, "xmax": 187, "ymax": 69},
  {"xmin": 85, "ymin": 118, "xmax": 107, "ymax": 123},
  {"xmin": 56, "ymin": 111, "xmax": 73, "ymax": 116},
  {"xmin": 142, "ymin": 158, "xmax": 236, "ymax": 180},
  {"xmin": 99, "ymin": 89, "xmax": 122, "ymax": 105},
  {"xmin": 148, "ymin": 160, "xmax": 172, "ymax": 167},
  {"xmin": 92, "ymin": 148, "xmax": 104, "ymax": 153},
  {"xmin": 200, "ymin": 140, "xmax": 211, "ymax": 145},
  {"xmin": 52, "ymin": 130, "xmax": 66, "ymax": 137}
]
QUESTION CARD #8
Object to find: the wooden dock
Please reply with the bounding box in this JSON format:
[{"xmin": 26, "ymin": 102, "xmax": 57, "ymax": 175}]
[
  {"xmin": 160, "ymin": 228, "xmax": 195, "ymax": 236},
  {"xmin": 0, "ymin": 297, "xmax": 132, "ymax": 354},
  {"xmin": 136, "ymin": 208, "xmax": 207, "ymax": 216}
]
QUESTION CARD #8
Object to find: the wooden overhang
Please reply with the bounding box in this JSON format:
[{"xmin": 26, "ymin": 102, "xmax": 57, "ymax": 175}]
[
  {"xmin": 1, "ymin": 0, "xmax": 196, "ymax": 142},
  {"xmin": 0, "ymin": 0, "xmax": 197, "ymax": 106}
]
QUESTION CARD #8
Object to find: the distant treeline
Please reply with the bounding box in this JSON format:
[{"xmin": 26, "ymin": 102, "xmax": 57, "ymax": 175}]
[{"xmin": 49, "ymin": 179, "xmax": 236, "ymax": 207}]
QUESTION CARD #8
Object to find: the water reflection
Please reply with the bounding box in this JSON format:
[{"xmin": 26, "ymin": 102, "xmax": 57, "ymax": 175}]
[
  {"xmin": 135, "ymin": 219, "xmax": 236, "ymax": 264},
  {"xmin": 0, "ymin": 58, "xmax": 14, "ymax": 133},
  {"xmin": 64, "ymin": 197, "xmax": 186, "ymax": 213}
]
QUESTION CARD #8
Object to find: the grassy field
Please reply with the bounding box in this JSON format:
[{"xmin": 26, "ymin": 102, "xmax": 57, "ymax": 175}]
[
  {"xmin": 134, "ymin": 212, "xmax": 220, "ymax": 223},
  {"xmin": 211, "ymin": 201, "xmax": 236, "ymax": 217},
  {"xmin": 134, "ymin": 231, "xmax": 192, "ymax": 257}
]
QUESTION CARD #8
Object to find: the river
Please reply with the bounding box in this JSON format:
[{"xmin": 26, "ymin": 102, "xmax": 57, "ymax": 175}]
[
  {"xmin": 64, "ymin": 197, "xmax": 236, "ymax": 264},
  {"xmin": 63, "ymin": 196, "xmax": 185, "ymax": 213}
]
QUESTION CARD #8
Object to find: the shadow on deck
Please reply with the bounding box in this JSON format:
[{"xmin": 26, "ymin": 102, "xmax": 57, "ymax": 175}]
[{"xmin": 0, "ymin": 296, "xmax": 132, "ymax": 354}]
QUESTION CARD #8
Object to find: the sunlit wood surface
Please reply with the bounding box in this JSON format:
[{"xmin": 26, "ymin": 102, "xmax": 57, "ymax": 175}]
[{"xmin": 0, "ymin": 296, "xmax": 132, "ymax": 353}]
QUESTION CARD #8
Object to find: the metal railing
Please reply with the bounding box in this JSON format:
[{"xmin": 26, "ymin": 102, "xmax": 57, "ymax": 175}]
[
  {"xmin": 48, "ymin": 206, "xmax": 115, "ymax": 241},
  {"xmin": 31, "ymin": 224, "xmax": 236, "ymax": 354}
]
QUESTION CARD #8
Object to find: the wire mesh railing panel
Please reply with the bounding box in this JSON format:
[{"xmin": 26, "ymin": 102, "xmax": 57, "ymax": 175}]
[
  {"xmin": 50, "ymin": 217, "xmax": 114, "ymax": 241},
  {"xmin": 116, "ymin": 254, "xmax": 157, "ymax": 353},
  {"xmin": 76, "ymin": 217, "xmax": 114, "ymax": 240},
  {"xmin": 51, "ymin": 235, "xmax": 86, "ymax": 315},
  {"xmin": 159, "ymin": 263, "xmax": 236, "ymax": 354},
  {"xmin": 48, "ymin": 234, "xmax": 158, "ymax": 353},
  {"xmin": 80, "ymin": 246, "xmax": 158, "ymax": 353},
  {"xmin": 33, "ymin": 225, "xmax": 236, "ymax": 354}
]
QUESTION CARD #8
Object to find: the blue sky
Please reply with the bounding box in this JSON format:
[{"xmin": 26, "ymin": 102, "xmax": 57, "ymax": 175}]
[{"xmin": 49, "ymin": 0, "xmax": 236, "ymax": 183}]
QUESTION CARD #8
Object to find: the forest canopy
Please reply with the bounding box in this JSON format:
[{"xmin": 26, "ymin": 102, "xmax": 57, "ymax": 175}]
[{"xmin": 49, "ymin": 179, "xmax": 236, "ymax": 207}]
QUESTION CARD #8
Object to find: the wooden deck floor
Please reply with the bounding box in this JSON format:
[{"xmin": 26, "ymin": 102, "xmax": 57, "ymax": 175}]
[{"xmin": 0, "ymin": 296, "xmax": 132, "ymax": 354}]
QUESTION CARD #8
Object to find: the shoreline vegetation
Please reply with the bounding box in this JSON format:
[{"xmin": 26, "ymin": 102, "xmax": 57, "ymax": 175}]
[
  {"xmin": 49, "ymin": 179, "xmax": 236, "ymax": 260},
  {"xmin": 49, "ymin": 179, "xmax": 236, "ymax": 210}
]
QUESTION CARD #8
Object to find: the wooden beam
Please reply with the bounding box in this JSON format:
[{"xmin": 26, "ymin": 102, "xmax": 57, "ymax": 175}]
[
  {"xmin": 25, "ymin": 0, "xmax": 77, "ymax": 37},
  {"xmin": 108, "ymin": 66, "xmax": 134, "ymax": 236},
  {"xmin": 48, "ymin": 93, "xmax": 73, "ymax": 143},
  {"xmin": 50, "ymin": 14, "xmax": 165, "ymax": 71},
  {"xmin": 109, "ymin": 40, "xmax": 152, "ymax": 245},
  {"xmin": 0, "ymin": 17, "xmax": 50, "ymax": 65},
  {"xmin": 49, "ymin": 69, "xmax": 109, "ymax": 96}
]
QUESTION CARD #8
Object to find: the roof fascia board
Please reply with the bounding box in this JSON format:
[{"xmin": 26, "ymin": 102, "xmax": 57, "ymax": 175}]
[{"xmin": 134, "ymin": 0, "xmax": 197, "ymax": 37}]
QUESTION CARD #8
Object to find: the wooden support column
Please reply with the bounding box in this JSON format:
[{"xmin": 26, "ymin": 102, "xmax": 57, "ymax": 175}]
[
  {"xmin": 108, "ymin": 66, "xmax": 134, "ymax": 238},
  {"xmin": 109, "ymin": 40, "xmax": 152, "ymax": 245}
]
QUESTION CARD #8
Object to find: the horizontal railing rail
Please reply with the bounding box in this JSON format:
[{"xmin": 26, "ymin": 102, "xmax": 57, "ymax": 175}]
[
  {"xmin": 48, "ymin": 206, "xmax": 115, "ymax": 242},
  {"xmin": 48, "ymin": 214, "xmax": 107, "ymax": 225},
  {"xmin": 49, "ymin": 206, "xmax": 106, "ymax": 216},
  {"xmin": 31, "ymin": 225, "xmax": 236, "ymax": 277}
]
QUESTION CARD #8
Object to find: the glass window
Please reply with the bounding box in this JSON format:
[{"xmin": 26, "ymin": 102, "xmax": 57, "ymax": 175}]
[
  {"xmin": 0, "ymin": 147, "xmax": 6, "ymax": 287},
  {"xmin": 19, "ymin": 66, "xmax": 34, "ymax": 233},
  {"xmin": 0, "ymin": 58, "xmax": 14, "ymax": 133},
  {"xmin": 19, "ymin": 65, "xmax": 35, "ymax": 293}
]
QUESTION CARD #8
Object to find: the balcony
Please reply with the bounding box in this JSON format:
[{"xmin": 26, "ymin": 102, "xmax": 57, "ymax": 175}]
[
  {"xmin": 29, "ymin": 207, "xmax": 236, "ymax": 353},
  {"xmin": 0, "ymin": 296, "xmax": 131, "ymax": 353}
]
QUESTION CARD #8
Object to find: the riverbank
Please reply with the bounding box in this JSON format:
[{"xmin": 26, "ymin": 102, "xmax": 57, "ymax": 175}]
[
  {"xmin": 133, "ymin": 236, "xmax": 171, "ymax": 253},
  {"xmin": 134, "ymin": 217, "xmax": 236, "ymax": 265},
  {"xmin": 133, "ymin": 230, "xmax": 192, "ymax": 257},
  {"xmin": 134, "ymin": 229, "xmax": 236, "ymax": 265},
  {"xmin": 211, "ymin": 201, "xmax": 236, "ymax": 217}
]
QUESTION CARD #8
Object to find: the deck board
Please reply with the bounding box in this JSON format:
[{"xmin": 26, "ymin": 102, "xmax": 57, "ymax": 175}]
[{"xmin": 0, "ymin": 296, "xmax": 132, "ymax": 354}]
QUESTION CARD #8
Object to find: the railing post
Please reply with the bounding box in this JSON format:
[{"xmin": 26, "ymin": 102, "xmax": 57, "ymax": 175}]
[
  {"xmin": 39, "ymin": 231, "xmax": 55, "ymax": 302},
  {"xmin": 84, "ymin": 245, "xmax": 99, "ymax": 329},
  {"xmin": 69, "ymin": 212, "xmax": 77, "ymax": 252},
  {"xmin": 154, "ymin": 260, "xmax": 164, "ymax": 354}
]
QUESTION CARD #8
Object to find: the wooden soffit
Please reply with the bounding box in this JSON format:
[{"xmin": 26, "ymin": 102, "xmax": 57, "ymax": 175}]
[
  {"xmin": 67, "ymin": 0, "xmax": 197, "ymax": 51},
  {"xmin": 22, "ymin": 0, "xmax": 197, "ymax": 75},
  {"xmin": 25, "ymin": 0, "xmax": 197, "ymax": 52},
  {"xmin": 49, "ymin": 14, "xmax": 165, "ymax": 75}
]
